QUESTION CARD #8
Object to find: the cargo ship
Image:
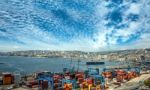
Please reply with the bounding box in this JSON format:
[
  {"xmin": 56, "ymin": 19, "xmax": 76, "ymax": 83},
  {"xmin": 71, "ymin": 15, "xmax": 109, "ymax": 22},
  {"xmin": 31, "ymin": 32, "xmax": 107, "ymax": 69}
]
[{"xmin": 86, "ymin": 61, "xmax": 105, "ymax": 65}]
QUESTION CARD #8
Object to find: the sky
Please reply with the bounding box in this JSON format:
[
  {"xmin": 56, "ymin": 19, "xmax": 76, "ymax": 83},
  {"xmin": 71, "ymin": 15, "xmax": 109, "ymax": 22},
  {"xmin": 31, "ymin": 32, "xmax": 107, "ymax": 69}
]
[{"xmin": 0, "ymin": 0, "xmax": 150, "ymax": 52}]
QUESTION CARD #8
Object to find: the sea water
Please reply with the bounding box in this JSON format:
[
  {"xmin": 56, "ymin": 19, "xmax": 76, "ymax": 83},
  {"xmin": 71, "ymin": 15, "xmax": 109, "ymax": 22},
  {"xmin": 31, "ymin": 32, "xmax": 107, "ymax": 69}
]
[{"xmin": 0, "ymin": 56, "xmax": 121, "ymax": 74}]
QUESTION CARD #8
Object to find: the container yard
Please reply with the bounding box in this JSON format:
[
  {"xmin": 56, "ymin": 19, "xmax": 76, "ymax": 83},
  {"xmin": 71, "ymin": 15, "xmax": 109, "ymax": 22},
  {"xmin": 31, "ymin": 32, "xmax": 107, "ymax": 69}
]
[
  {"xmin": 0, "ymin": 57, "xmax": 150, "ymax": 90},
  {"xmin": 0, "ymin": 63, "xmax": 150, "ymax": 90}
]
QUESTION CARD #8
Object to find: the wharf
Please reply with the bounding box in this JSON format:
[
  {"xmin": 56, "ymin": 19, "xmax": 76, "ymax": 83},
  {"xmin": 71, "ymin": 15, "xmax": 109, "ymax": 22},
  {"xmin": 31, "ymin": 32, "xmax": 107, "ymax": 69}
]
[
  {"xmin": 116, "ymin": 73, "xmax": 150, "ymax": 90},
  {"xmin": 105, "ymin": 65, "xmax": 129, "ymax": 69}
]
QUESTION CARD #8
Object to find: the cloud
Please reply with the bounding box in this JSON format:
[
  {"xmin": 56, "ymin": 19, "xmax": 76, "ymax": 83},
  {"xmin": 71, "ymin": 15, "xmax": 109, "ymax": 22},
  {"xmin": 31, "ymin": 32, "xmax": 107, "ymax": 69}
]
[
  {"xmin": 125, "ymin": 3, "xmax": 141, "ymax": 14},
  {"xmin": 0, "ymin": 0, "xmax": 149, "ymax": 51},
  {"xmin": 92, "ymin": 0, "xmax": 150, "ymax": 51}
]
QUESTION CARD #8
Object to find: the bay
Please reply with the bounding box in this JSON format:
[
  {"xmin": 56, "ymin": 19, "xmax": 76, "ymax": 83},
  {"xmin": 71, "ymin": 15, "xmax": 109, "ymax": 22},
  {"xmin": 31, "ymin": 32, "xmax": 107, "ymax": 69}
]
[{"xmin": 0, "ymin": 56, "xmax": 121, "ymax": 74}]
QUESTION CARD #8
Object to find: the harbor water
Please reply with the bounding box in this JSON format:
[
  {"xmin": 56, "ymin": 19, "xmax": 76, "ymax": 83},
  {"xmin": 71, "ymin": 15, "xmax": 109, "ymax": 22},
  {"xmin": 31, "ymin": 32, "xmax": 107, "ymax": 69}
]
[{"xmin": 0, "ymin": 56, "xmax": 122, "ymax": 75}]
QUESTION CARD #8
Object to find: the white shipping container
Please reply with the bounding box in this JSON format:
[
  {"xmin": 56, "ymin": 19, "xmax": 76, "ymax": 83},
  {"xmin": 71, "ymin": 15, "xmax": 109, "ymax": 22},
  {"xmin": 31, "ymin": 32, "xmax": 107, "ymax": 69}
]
[{"xmin": 13, "ymin": 71, "xmax": 21, "ymax": 85}]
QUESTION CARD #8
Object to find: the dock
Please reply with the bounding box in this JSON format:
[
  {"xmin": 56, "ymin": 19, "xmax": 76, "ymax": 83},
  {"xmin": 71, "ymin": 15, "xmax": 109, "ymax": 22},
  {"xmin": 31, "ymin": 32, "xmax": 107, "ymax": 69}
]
[{"xmin": 116, "ymin": 73, "xmax": 150, "ymax": 90}]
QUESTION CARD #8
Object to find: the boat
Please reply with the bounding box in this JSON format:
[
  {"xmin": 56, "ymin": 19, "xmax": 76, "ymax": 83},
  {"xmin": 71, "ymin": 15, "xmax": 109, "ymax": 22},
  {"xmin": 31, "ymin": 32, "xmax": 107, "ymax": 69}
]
[
  {"xmin": 86, "ymin": 61, "xmax": 105, "ymax": 65},
  {"xmin": 0, "ymin": 62, "xmax": 5, "ymax": 64}
]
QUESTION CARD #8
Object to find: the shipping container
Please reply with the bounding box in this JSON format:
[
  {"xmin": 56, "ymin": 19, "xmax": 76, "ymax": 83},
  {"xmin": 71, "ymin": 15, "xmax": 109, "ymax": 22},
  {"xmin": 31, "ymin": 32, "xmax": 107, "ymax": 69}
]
[{"xmin": 2, "ymin": 72, "xmax": 12, "ymax": 85}]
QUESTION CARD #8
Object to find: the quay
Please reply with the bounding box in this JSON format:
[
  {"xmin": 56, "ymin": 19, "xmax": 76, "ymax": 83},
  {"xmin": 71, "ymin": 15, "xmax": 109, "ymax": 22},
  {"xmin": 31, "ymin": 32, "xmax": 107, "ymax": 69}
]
[{"xmin": 0, "ymin": 59, "xmax": 149, "ymax": 90}]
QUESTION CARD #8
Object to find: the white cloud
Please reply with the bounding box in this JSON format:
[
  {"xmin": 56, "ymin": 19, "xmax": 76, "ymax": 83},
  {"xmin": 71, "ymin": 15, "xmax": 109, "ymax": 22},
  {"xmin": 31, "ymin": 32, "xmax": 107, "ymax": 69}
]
[
  {"xmin": 126, "ymin": 3, "xmax": 141, "ymax": 14},
  {"xmin": 118, "ymin": 33, "xmax": 150, "ymax": 50},
  {"xmin": 115, "ymin": 22, "xmax": 140, "ymax": 37}
]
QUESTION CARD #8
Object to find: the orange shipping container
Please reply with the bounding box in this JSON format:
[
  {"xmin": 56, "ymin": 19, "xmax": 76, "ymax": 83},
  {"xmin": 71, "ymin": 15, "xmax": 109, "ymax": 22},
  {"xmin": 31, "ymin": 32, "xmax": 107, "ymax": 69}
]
[{"xmin": 3, "ymin": 76, "xmax": 12, "ymax": 85}]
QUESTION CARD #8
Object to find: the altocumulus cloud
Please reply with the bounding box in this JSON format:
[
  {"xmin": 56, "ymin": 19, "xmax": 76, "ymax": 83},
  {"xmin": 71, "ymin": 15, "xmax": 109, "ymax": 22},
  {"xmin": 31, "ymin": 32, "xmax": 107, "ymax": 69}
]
[{"xmin": 0, "ymin": 0, "xmax": 149, "ymax": 51}]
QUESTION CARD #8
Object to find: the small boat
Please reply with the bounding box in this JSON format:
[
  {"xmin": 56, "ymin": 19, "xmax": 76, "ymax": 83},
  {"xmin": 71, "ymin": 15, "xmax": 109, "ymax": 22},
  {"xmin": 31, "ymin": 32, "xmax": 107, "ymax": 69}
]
[
  {"xmin": 0, "ymin": 62, "xmax": 5, "ymax": 64},
  {"xmin": 86, "ymin": 61, "xmax": 105, "ymax": 65}
]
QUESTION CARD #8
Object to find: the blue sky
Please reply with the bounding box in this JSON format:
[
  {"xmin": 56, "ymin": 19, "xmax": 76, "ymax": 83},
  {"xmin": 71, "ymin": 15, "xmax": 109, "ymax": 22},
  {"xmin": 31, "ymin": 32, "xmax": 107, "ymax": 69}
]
[{"xmin": 0, "ymin": 0, "xmax": 150, "ymax": 51}]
